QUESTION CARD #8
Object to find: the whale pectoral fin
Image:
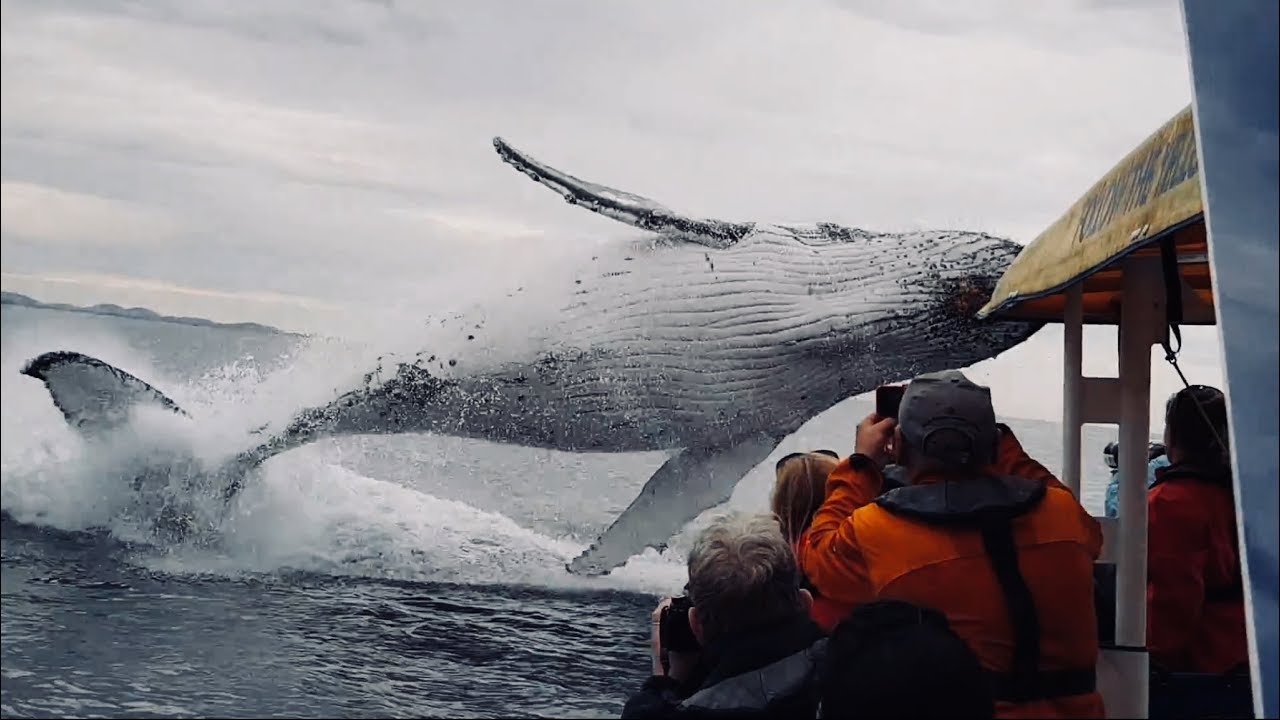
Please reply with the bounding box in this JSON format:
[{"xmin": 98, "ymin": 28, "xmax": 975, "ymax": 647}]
[
  {"xmin": 567, "ymin": 433, "xmax": 783, "ymax": 576},
  {"xmin": 20, "ymin": 350, "xmax": 189, "ymax": 435},
  {"xmin": 493, "ymin": 137, "xmax": 755, "ymax": 249}
]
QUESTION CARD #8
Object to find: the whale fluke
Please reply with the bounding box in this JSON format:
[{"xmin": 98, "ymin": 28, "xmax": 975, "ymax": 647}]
[
  {"xmin": 568, "ymin": 432, "xmax": 783, "ymax": 575},
  {"xmin": 493, "ymin": 136, "xmax": 755, "ymax": 248},
  {"xmin": 20, "ymin": 351, "xmax": 189, "ymax": 434}
]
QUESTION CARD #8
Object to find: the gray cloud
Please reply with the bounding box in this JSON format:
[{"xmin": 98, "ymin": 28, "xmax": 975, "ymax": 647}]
[{"xmin": 831, "ymin": 0, "xmax": 1188, "ymax": 53}]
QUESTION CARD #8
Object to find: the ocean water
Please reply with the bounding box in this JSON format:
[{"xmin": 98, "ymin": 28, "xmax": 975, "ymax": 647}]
[{"xmin": 0, "ymin": 304, "xmax": 1120, "ymax": 718}]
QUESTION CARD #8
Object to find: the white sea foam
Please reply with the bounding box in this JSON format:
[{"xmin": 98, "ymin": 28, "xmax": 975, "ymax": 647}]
[{"xmin": 0, "ymin": 309, "xmax": 693, "ymax": 596}]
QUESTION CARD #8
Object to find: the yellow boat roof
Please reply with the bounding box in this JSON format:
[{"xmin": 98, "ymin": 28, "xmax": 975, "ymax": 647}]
[{"xmin": 978, "ymin": 105, "xmax": 1215, "ymax": 324}]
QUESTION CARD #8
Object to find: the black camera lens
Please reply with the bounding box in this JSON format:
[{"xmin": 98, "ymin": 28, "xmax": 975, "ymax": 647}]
[{"xmin": 659, "ymin": 596, "xmax": 701, "ymax": 653}]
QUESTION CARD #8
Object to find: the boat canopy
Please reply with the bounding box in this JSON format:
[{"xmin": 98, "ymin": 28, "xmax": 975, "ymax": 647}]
[
  {"xmin": 974, "ymin": 104, "xmax": 1232, "ymax": 719},
  {"xmin": 978, "ymin": 106, "xmax": 1215, "ymax": 325}
]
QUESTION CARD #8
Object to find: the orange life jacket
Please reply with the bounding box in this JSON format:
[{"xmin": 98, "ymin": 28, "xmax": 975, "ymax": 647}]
[
  {"xmin": 1147, "ymin": 464, "xmax": 1249, "ymax": 674},
  {"xmin": 799, "ymin": 429, "xmax": 1106, "ymax": 719},
  {"xmin": 855, "ymin": 475, "xmax": 1104, "ymax": 718},
  {"xmin": 795, "ymin": 534, "xmax": 857, "ymax": 632}
]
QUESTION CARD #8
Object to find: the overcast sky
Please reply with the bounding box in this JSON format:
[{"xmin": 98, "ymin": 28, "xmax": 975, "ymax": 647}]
[{"xmin": 0, "ymin": 0, "xmax": 1223, "ymax": 422}]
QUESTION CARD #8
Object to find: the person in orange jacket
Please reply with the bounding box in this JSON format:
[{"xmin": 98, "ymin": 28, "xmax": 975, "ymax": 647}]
[
  {"xmin": 797, "ymin": 370, "xmax": 1105, "ymax": 719},
  {"xmin": 771, "ymin": 450, "xmax": 852, "ymax": 632},
  {"xmin": 1147, "ymin": 385, "xmax": 1249, "ymax": 676}
]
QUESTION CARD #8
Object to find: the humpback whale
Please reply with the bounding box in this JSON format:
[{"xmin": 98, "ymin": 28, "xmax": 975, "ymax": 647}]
[{"xmin": 18, "ymin": 137, "xmax": 1041, "ymax": 575}]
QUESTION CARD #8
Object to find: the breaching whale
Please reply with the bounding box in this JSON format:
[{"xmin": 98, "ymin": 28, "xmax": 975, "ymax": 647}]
[{"xmin": 19, "ymin": 137, "xmax": 1041, "ymax": 575}]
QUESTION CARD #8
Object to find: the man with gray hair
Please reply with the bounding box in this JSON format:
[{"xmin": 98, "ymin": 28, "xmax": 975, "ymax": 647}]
[{"xmin": 622, "ymin": 512, "xmax": 826, "ymax": 719}]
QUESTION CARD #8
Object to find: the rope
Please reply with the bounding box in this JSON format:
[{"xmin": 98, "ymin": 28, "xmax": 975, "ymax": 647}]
[{"xmin": 1158, "ymin": 238, "xmax": 1230, "ymax": 455}]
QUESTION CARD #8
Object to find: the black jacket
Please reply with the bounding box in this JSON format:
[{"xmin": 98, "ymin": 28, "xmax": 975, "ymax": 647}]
[{"xmin": 621, "ymin": 614, "xmax": 826, "ymax": 719}]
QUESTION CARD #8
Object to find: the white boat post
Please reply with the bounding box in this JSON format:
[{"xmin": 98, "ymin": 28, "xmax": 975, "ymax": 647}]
[{"xmin": 1060, "ymin": 256, "xmax": 1165, "ymax": 719}]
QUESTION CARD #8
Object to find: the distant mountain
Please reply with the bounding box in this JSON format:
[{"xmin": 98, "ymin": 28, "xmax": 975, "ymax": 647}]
[{"xmin": 0, "ymin": 291, "xmax": 290, "ymax": 335}]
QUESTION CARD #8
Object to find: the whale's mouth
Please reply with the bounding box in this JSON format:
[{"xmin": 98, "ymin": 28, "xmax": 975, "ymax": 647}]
[
  {"xmin": 936, "ymin": 273, "xmax": 1044, "ymax": 345},
  {"xmin": 942, "ymin": 275, "xmax": 1002, "ymax": 320}
]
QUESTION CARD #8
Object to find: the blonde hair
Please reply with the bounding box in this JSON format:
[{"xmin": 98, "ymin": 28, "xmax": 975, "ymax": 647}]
[
  {"xmin": 771, "ymin": 452, "xmax": 839, "ymax": 546},
  {"xmin": 686, "ymin": 512, "xmax": 803, "ymax": 639}
]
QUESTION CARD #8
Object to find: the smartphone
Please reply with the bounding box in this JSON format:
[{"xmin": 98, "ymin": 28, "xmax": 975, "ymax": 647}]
[{"xmin": 875, "ymin": 384, "xmax": 906, "ymax": 419}]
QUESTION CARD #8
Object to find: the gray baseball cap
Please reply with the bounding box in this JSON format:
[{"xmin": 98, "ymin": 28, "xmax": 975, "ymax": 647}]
[{"xmin": 898, "ymin": 370, "xmax": 998, "ymax": 467}]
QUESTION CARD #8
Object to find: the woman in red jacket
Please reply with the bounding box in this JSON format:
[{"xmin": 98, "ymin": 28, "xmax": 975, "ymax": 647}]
[
  {"xmin": 771, "ymin": 450, "xmax": 852, "ymax": 632},
  {"xmin": 1147, "ymin": 384, "xmax": 1248, "ymax": 675}
]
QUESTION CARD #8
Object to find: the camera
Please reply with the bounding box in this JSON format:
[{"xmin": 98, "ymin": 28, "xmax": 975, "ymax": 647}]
[{"xmin": 659, "ymin": 596, "xmax": 701, "ymax": 653}]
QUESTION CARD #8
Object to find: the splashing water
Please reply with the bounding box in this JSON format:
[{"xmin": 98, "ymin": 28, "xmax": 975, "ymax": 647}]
[{"xmin": 0, "ymin": 305, "xmax": 694, "ymax": 598}]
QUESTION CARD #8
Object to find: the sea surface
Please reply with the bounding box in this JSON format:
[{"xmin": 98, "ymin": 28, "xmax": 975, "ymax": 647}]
[{"xmin": 0, "ymin": 304, "xmax": 1122, "ymax": 718}]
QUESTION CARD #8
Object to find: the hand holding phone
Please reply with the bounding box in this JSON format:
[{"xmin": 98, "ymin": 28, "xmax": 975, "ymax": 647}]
[{"xmin": 855, "ymin": 411, "xmax": 898, "ymax": 466}]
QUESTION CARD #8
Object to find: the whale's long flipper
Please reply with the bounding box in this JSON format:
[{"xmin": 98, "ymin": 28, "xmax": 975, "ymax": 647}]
[
  {"xmin": 568, "ymin": 432, "xmax": 783, "ymax": 576},
  {"xmin": 493, "ymin": 137, "xmax": 756, "ymax": 249},
  {"xmin": 20, "ymin": 351, "xmax": 189, "ymax": 435}
]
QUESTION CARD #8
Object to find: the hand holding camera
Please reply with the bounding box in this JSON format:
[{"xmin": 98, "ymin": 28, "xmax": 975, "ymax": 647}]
[{"xmin": 650, "ymin": 596, "xmax": 702, "ymax": 683}]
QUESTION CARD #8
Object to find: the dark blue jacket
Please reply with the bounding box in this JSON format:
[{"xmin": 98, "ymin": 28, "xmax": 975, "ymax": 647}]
[{"xmin": 621, "ymin": 614, "xmax": 826, "ymax": 719}]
